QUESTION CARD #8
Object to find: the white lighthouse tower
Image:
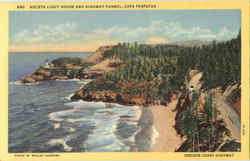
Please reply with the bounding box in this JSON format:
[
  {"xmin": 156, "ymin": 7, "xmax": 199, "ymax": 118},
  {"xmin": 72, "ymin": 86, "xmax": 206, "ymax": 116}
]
[{"xmin": 44, "ymin": 59, "xmax": 50, "ymax": 69}]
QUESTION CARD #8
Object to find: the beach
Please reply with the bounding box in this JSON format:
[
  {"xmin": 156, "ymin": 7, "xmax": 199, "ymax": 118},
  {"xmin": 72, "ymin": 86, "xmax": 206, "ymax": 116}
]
[{"xmin": 149, "ymin": 98, "xmax": 184, "ymax": 152}]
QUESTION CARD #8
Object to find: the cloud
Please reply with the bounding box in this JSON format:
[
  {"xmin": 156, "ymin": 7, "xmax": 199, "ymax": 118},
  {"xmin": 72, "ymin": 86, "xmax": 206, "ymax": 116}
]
[
  {"xmin": 217, "ymin": 26, "xmax": 237, "ymax": 37},
  {"xmin": 10, "ymin": 20, "xmax": 238, "ymax": 51},
  {"xmin": 82, "ymin": 30, "xmax": 118, "ymax": 50},
  {"xmin": 198, "ymin": 34, "xmax": 217, "ymax": 39},
  {"xmin": 11, "ymin": 22, "xmax": 80, "ymax": 44},
  {"xmin": 87, "ymin": 20, "xmax": 238, "ymax": 43}
]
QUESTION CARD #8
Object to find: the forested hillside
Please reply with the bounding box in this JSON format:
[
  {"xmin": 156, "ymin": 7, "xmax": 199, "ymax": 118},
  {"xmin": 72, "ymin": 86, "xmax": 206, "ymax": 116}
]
[
  {"xmin": 70, "ymin": 31, "xmax": 241, "ymax": 152},
  {"xmin": 103, "ymin": 31, "xmax": 240, "ymax": 89},
  {"xmin": 80, "ymin": 31, "xmax": 241, "ymax": 105}
]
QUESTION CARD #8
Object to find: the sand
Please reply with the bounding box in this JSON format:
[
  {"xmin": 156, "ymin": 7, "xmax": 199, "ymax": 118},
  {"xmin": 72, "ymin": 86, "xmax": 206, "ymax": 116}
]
[
  {"xmin": 149, "ymin": 99, "xmax": 184, "ymax": 152},
  {"xmin": 81, "ymin": 50, "xmax": 103, "ymax": 64},
  {"xmin": 87, "ymin": 58, "xmax": 120, "ymax": 73}
]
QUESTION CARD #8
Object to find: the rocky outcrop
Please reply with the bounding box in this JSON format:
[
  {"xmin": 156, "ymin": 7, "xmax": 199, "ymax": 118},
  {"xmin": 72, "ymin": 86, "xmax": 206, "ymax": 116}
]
[
  {"xmin": 31, "ymin": 74, "xmax": 44, "ymax": 81},
  {"xmin": 22, "ymin": 74, "xmax": 46, "ymax": 83},
  {"xmin": 22, "ymin": 76, "xmax": 36, "ymax": 83},
  {"xmin": 71, "ymin": 89, "xmax": 121, "ymax": 103},
  {"xmin": 20, "ymin": 46, "xmax": 116, "ymax": 84},
  {"xmin": 81, "ymin": 70, "xmax": 104, "ymax": 79},
  {"xmin": 21, "ymin": 59, "xmax": 107, "ymax": 83},
  {"xmin": 35, "ymin": 68, "xmax": 51, "ymax": 77},
  {"xmin": 71, "ymin": 89, "xmax": 147, "ymax": 105},
  {"xmin": 50, "ymin": 75, "xmax": 68, "ymax": 80},
  {"xmin": 21, "ymin": 68, "xmax": 51, "ymax": 83},
  {"xmin": 188, "ymin": 69, "xmax": 199, "ymax": 81}
]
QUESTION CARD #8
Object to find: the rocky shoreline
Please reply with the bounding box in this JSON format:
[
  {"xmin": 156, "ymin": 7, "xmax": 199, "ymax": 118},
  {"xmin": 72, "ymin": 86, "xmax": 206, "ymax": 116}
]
[
  {"xmin": 20, "ymin": 47, "xmax": 109, "ymax": 84},
  {"xmin": 20, "ymin": 46, "xmax": 169, "ymax": 107},
  {"xmin": 20, "ymin": 42, "xmax": 241, "ymax": 152},
  {"xmin": 21, "ymin": 64, "xmax": 103, "ymax": 84}
]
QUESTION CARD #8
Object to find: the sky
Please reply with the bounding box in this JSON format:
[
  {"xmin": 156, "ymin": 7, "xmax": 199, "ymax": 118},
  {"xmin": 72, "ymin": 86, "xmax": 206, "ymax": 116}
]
[{"xmin": 9, "ymin": 10, "xmax": 240, "ymax": 52}]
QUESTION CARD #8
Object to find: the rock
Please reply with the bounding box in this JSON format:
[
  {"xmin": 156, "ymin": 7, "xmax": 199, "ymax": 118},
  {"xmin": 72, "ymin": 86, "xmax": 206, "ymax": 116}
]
[
  {"xmin": 81, "ymin": 71, "xmax": 104, "ymax": 79},
  {"xmin": 22, "ymin": 76, "xmax": 36, "ymax": 83},
  {"xmin": 130, "ymin": 97, "xmax": 146, "ymax": 105},
  {"xmin": 71, "ymin": 93, "xmax": 83, "ymax": 100},
  {"xmin": 31, "ymin": 74, "xmax": 44, "ymax": 81},
  {"xmin": 64, "ymin": 64, "xmax": 73, "ymax": 69},
  {"xmin": 70, "ymin": 87, "xmax": 147, "ymax": 106},
  {"xmin": 50, "ymin": 76, "xmax": 68, "ymax": 80},
  {"xmin": 72, "ymin": 65, "xmax": 82, "ymax": 70},
  {"xmin": 189, "ymin": 69, "xmax": 199, "ymax": 80},
  {"xmin": 50, "ymin": 63, "xmax": 55, "ymax": 68},
  {"xmin": 35, "ymin": 68, "xmax": 51, "ymax": 77},
  {"xmin": 43, "ymin": 71, "xmax": 51, "ymax": 77},
  {"xmin": 64, "ymin": 64, "xmax": 82, "ymax": 70}
]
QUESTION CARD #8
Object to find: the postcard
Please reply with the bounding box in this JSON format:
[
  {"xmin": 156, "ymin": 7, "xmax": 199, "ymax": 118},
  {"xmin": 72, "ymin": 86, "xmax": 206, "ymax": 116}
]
[{"xmin": 0, "ymin": 0, "xmax": 249, "ymax": 160}]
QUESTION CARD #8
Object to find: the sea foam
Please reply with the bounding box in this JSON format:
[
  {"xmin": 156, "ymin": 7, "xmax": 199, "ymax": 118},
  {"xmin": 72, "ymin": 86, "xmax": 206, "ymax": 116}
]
[
  {"xmin": 48, "ymin": 100, "xmax": 143, "ymax": 152},
  {"xmin": 9, "ymin": 80, "xmax": 40, "ymax": 86},
  {"xmin": 47, "ymin": 135, "xmax": 73, "ymax": 152},
  {"xmin": 151, "ymin": 125, "xmax": 159, "ymax": 147},
  {"xmin": 55, "ymin": 78, "xmax": 80, "ymax": 82}
]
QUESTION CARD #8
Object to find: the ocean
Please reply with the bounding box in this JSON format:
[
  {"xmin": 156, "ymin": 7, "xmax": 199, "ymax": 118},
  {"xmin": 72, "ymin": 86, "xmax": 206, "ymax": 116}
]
[{"xmin": 8, "ymin": 52, "xmax": 152, "ymax": 152}]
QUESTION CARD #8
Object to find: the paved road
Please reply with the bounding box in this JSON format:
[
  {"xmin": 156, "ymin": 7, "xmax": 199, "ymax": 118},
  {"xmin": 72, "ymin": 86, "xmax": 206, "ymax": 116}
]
[
  {"xmin": 213, "ymin": 94, "xmax": 241, "ymax": 141},
  {"xmin": 189, "ymin": 72, "xmax": 241, "ymax": 141}
]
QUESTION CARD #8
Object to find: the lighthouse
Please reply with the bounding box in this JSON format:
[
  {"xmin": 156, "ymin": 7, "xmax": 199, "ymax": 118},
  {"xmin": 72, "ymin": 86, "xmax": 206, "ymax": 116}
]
[{"xmin": 44, "ymin": 59, "xmax": 50, "ymax": 69}]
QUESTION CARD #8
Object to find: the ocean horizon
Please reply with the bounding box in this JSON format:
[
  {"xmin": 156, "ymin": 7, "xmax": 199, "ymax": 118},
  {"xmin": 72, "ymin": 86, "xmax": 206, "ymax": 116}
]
[{"xmin": 9, "ymin": 51, "xmax": 92, "ymax": 54}]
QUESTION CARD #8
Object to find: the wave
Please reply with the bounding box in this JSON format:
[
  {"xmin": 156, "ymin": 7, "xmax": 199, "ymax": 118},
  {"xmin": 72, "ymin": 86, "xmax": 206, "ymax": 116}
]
[
  {"xmin": 9, "ymin": 80, "xmax": 40, "ymax": 86},
  {"xmin": 82, "ymin": 101, "xmax": 142, "ymax": 152},
  {"xmin": 64, "ymin": 93, "xmax": 75, "ymax": 101},
  {"xmin": 48, "ymin": 108, "xmax": 78, "ymax": 122},
  {"xmin": 68, "ymin": 127, "xmax": 76, "ymax": 132},
  {"xmin": 47, "ymin": 135, "xmax": 73, "ymax": 152},
  {"xmin": 55, "ymin": 78, "xmax": 80, "ymax": 82},
  {"xmin": 47, "ymin": 100, "xmax": 143, "ymax": 152},
  {"xmin": 151, "ymin": 125, "xmax": 159, "ymax": 147},
  {"xmin": 122, "ymin": 109, "xmax": 142, "ymax": 145},
  {"xmin": 78, "ymin": 79, "xmax": 93, "ymax": 89},
  {"xmin": 64, "ymin": 100, "xmax": 106, "ymax": 109},
  {"xmin": 52, "ymin": 122, "xmax": 75, "ymax": 132},
  {"xmin": 53, "ymin": 123, "xmax": 61, "ymax": 129},
  {"xmin": 83, "ymin": 115, "xmax": 128, "ymax": 152},
  {"xmin": 77, "ymin": 79, "xmax": 93, "ymax": 85},
  {"xmin": 63, "ymin": 79, "xmax": 92, "ymax": 101}
]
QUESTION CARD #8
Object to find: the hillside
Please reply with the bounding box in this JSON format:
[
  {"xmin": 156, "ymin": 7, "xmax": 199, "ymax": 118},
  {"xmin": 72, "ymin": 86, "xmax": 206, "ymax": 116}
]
[
  {"xmin": 81, "ymin": 45, "xmax": 113, "ymax": 64},
  {"xmin": 168, "ymin": 40, "xmax": 213, "ymax": 47},
  {"xmin": 20, "ymin": 32, "xmax": 241, "ymax": 152},
  {"xmin": 70, "ymin": 31, "xmax": 241, "ymax": 152}
]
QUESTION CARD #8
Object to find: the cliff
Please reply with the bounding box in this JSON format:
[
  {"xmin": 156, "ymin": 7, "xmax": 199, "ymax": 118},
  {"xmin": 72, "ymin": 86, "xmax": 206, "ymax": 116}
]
[
  {"xmin": 71, "ymin": 80, "xmax": 149, "ymax": 105},
  {"xmin": 20, "ymin": 39, "xmax": 241, "ymax": 152}
]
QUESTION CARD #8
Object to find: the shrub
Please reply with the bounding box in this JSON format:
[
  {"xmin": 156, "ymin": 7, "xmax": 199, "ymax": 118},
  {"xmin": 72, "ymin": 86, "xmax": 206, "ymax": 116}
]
[{"xmin": 51, "ymin": 57, "xmax": 81, "ymax": 67}]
